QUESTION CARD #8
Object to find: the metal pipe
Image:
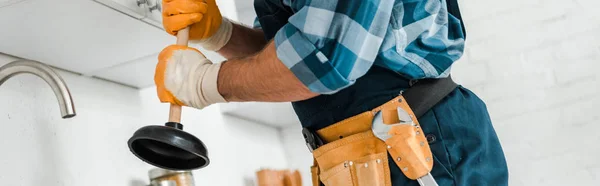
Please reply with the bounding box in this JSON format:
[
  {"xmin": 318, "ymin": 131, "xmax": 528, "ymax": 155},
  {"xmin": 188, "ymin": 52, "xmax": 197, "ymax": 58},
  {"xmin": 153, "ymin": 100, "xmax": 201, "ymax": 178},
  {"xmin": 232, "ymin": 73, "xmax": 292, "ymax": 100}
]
[{"xmin": 0, "ymin": 60, "xmax": 76, "ymax": 118}]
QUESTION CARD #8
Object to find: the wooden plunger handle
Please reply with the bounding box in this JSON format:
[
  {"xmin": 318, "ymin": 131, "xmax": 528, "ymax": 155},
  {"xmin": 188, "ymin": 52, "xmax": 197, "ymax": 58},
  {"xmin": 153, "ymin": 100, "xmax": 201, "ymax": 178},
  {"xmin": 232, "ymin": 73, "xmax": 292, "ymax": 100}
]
[
  {"xmin": 176, "ymin": 27, "xmax": 190, "ymax": 46},
  {"xmin": 168, "ymin": 27, "xmax": 190, "ymax": 123}
]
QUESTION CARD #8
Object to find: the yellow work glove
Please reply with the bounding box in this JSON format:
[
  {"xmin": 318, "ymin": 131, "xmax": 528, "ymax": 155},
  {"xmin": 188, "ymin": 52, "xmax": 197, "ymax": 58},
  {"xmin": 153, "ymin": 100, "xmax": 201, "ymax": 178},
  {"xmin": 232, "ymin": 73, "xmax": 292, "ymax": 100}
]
[
  {"xmin": 162, "ymin": 0, "xmax": 233, "ymax": 50},
  {"xmin": 155, "ymin": 45, "xmax": 226, "ymax": 109}
]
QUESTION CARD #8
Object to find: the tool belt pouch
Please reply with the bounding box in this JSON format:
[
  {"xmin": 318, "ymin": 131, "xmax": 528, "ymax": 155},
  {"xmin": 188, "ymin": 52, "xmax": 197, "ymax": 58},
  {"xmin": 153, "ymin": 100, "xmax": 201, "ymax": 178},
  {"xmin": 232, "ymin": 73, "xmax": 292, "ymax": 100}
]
[
  {"xmin": 380, "ymin": 102, "xmax": 435, "ymax": 180},
  {"xmin": 312, "ymin": 131, "xmax": 392, "ymax": 186},
  {"xmin": 385, "ymin": 124, "xmax": 434, "ymax": 180},
  {"xmin": 310, "ymin": 95, "xmax": 438, "ymax": 186}
]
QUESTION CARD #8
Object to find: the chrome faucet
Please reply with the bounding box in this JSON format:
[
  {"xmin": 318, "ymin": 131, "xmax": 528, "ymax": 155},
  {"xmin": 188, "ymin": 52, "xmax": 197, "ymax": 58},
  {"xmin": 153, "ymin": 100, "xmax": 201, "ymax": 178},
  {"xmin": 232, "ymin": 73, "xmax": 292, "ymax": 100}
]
[{"xmin": 0, "ymin": 60, "xmax": 76, "ymax": 118}]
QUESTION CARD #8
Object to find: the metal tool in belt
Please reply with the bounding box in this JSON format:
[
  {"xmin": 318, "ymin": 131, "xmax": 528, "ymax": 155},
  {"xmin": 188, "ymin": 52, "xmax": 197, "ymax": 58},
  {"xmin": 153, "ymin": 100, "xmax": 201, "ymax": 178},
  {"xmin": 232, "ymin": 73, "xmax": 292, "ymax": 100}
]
[{"xmin": 372, "ymin": 103, "xmax": 438, "ymax": 186}]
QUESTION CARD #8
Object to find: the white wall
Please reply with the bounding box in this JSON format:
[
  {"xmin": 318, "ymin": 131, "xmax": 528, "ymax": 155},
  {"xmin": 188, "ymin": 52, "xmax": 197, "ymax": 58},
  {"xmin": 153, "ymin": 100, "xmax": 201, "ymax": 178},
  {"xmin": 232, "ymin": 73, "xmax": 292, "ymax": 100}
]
[
  {"xmin": 232, "ymin": 0, "xmax": 257, "ymax": 26},
  {"xmin": 0, "ymin": 53, "xmax": 287, "ymax": 186},
  {"xmin": 278, "ymin": 0, "xmax": 600, "ymax": 185},
  {"xmin": 279, "ymin": 125, "xmax": 313, "ymax": 186}
]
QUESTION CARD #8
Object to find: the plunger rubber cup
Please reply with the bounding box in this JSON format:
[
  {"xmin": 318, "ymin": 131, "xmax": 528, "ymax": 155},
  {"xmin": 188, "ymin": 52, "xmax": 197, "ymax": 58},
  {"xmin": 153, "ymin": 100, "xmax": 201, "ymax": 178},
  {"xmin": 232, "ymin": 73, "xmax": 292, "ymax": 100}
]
[{"xmin": 128, "ymin": 122, "xmax": 210, "ymax": 170}]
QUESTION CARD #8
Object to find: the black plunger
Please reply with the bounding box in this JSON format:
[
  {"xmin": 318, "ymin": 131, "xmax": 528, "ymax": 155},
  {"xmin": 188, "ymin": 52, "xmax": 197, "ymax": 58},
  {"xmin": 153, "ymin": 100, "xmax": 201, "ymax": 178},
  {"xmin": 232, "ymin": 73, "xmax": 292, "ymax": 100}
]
[{"xmin": 128, "ymin": 28, "xmax": 209, "ymax": 170}]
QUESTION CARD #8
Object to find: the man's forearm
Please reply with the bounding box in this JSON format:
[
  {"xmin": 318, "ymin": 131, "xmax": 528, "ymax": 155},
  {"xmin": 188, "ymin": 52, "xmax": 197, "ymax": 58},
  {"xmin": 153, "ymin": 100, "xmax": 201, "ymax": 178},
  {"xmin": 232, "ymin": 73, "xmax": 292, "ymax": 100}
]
[
  {"xmin": 216, "ymin": 23, "xmax": 267, "ymax": 59},
  {"xmin": 217, "ymin": 41, "xmax": 319, "ymax": 102}
]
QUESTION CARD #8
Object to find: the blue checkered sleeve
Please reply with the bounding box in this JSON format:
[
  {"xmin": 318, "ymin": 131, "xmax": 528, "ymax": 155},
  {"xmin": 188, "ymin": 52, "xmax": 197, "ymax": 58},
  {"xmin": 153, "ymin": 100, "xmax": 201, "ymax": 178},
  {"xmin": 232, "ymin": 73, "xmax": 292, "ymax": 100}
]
[
  {"xmin": 274, "ymin": 0, "xmax": 465, "ymax": 94},
  {"xmin": 253, "ymin": 17, "xmax": 262, "ymax": 29},
  {"xmin": 274, "ymin": 0, "xmax": 394, "ymax": 94}
]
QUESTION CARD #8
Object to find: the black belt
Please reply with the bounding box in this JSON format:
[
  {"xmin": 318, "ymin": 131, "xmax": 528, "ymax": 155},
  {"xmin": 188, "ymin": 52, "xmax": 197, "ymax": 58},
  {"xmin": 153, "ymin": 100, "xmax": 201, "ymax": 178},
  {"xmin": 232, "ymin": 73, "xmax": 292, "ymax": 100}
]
[
  {"xmin": 404, "ymin": 76, "xmax": 458, "ymax": 118},
  {"xmin": 302, "ymin": 76, "xmax": 458, "ymax": 151}
]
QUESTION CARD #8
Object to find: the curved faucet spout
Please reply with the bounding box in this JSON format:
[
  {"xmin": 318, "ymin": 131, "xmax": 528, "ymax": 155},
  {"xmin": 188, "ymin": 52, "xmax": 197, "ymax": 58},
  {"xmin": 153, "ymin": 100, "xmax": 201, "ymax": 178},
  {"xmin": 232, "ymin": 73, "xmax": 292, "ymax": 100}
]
[{"xmin": 0, "ymin": 60, "xmax": 76, "ymax": 118}]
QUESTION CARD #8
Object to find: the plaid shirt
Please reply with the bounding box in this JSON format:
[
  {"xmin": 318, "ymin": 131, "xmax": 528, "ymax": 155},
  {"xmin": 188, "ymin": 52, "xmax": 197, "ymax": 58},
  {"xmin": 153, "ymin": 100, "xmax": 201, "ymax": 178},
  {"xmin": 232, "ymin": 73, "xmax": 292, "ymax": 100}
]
[{"xmin": 258, "ymin": 0, "xmax": 465, "ymax": 94}]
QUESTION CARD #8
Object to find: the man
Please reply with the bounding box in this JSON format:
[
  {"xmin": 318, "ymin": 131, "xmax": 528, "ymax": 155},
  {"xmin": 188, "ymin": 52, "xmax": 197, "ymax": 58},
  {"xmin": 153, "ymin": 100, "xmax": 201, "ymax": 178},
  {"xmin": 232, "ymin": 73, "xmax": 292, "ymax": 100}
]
[{"xmin": 155, "ymin": 0, "xmax": 509, "ymax": 185}]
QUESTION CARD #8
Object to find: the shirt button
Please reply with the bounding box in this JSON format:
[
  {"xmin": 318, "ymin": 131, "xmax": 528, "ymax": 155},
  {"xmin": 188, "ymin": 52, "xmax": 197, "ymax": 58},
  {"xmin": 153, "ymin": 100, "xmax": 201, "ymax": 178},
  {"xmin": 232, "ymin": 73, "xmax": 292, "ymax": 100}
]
[{"xmin": 426, "ymin": 134, "xmax": 436, "ymax": 144}]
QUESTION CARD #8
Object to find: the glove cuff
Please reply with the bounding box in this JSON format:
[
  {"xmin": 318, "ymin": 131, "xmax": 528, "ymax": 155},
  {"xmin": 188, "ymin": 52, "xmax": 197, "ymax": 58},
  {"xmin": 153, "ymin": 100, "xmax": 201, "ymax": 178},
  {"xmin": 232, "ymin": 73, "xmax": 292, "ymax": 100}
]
[
  {"xmin": 192, "ymin": 18, "xmax": 233, "ymax": 51},
  {"xmin": 201, "ymin": 63, "xmax": 227, "ymax": 104}
]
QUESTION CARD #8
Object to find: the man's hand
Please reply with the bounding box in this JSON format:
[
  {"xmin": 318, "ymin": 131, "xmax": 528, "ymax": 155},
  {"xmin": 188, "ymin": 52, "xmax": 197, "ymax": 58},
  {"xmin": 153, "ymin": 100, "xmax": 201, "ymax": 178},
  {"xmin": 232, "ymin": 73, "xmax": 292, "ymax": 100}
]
[
  {"xmin": 162, "ymin": 0, "xmax": 227, "ymax": 44},
  {"xmin": 155, "ymin": 45, "xmax": 226, "ymax": 109}
]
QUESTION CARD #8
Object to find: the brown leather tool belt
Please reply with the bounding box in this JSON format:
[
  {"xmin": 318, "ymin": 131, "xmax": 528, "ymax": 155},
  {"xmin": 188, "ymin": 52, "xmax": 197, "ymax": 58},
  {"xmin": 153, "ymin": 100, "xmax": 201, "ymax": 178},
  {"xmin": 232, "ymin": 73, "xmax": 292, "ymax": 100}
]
[{"xmin": 302, "ymin": 77, "xmax": 457, "ymax": 186}]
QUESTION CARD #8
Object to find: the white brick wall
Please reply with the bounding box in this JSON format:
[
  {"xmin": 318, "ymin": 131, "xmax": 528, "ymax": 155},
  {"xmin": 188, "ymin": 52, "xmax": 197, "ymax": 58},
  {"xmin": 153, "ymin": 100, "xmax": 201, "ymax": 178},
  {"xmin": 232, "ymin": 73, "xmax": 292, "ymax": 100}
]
[{"xmin": 452, "ymin": 0, "xmax": 600, "ymax": 185}]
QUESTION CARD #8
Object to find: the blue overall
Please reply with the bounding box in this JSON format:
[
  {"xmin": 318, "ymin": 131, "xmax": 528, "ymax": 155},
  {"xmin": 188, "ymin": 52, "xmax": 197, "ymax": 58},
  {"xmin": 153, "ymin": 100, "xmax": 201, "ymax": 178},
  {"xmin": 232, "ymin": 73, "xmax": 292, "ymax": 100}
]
[{"xmin": 254, "ymin": 1, "xmax": 509, "ymax": 185}]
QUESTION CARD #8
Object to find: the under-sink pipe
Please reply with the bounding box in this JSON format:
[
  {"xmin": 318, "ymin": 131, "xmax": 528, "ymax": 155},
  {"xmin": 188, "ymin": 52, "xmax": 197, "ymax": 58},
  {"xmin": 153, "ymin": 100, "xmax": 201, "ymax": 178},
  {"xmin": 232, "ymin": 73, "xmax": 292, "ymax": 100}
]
[{"xmin": 0, "ymin": 60, "xmax": 76, "ymax": 118}]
